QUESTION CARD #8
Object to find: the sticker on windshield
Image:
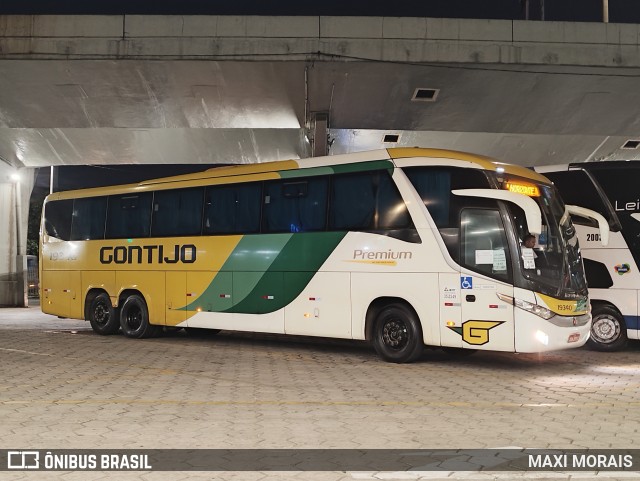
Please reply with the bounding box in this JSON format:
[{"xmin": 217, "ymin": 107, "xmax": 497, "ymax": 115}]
[
  {"xmin": 522, "ymin": 248, "xmax": 536, "ymax": 269},
  {"xmin": 475, "ymin": 250, "xmax": 493, "ymax": 265},
  {"xmin": 493, "ymin": 249, "xmax": 507, "ymax": 271}
]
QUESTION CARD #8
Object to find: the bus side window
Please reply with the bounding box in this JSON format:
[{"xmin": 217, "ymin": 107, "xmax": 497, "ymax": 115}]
[
  {"xmin": 376, "ymin": 171, "xmax": 412, "ymax": 229},
  {"xmin": 151, "ymin": 187, "xmax": 204, "ymax": 237},
  {"xmin": 105, "ymin": 193, "xmax": 153, "ymax": 239},
  {"xmin": 263, "ymin": 177, "xmax": 329, "ymax": 233},
  {"xmin": 544, "ymin": 170, "xmax": 607, "ymax": 228},
  {"xmin": 203, "ymin": 183, "xmax": 261, "ymax": 235},
  {"xmin": 71, "ymin": 197, "xmax": 107, "ymax": 241},
  {"xmin": 329, "ymin": 172, "xmax": 376, "ymax": 230},
  {"xmin": 460, "ymin": 208, "xmax": 511, "ymax": 283},
  {"xmin": 44, "ymin": 199, "xmax": 73, "ymax": 241}
]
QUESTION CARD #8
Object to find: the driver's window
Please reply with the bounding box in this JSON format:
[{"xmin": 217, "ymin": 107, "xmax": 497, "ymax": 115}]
[{"xmin": 460, "ymin": 208, "xmax": 511, "ymax": 283}]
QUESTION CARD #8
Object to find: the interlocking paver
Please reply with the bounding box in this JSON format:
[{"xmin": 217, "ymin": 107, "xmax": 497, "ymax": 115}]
[{"xmin": 1, "ymin": 305, "xmax": 640, "ymax": 481}]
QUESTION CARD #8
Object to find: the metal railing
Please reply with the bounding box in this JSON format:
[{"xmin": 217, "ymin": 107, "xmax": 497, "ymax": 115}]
[{"xmin": 27, "ymin": 255, "xmax": 39, "ymax": 298}]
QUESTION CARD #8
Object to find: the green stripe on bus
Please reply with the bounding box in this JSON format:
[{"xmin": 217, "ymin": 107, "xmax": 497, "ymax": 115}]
[
  {"xmin": 225, "ymin": 231, "xmax": 347, "ymax": 314},
  {"xmin": 331, "ymin": 160, "xmax": 394, "ymax": 174},
  {"xmin": 180, "ymin": 234, "xmax": 292, "ymax": 312}
]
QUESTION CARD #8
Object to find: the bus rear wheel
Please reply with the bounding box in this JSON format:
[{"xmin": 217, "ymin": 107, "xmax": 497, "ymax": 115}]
[
  {"xmin": 372, "ymin": 303, "xmax": 424, "ymax": 363},
  {"xmin": 587, "ymin": 305, "xmax": 627, "ymax": 352},
  {"xmin": 88, "ymin": 293, "xmax": 120, "ymax": 335},
  {"xmin": 119, "ymin": 294, "xmax": 161, "ymax": 339}
]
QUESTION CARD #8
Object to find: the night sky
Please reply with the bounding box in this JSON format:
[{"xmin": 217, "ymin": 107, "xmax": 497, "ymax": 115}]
[{"xmin": 1, "ymin": 0, "xmax": 639, "ymax": 23}]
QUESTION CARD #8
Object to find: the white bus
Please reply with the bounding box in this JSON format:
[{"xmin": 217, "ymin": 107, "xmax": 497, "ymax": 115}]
[
  {"xmin": 41, "ymin": 148, "xmax": 596, "ymax": 362},
  {"xmin": 537, "ymin": 162, "xmax": 639, "ymax": 351}
]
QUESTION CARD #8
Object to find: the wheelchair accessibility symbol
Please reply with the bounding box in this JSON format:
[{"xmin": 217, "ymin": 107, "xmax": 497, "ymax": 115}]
[{"xmin": 460, "ymin": 276, "xmax": 473, "ymax": 290}]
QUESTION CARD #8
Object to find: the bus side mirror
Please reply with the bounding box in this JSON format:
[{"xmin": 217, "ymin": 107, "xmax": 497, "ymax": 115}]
[
  {"xmin": 565, "ymin": 205, "xmax": 609, "ymax": 247},
  {"xmin": 452, "ymin": 188, "xmax": 542, "ymax": 235}
]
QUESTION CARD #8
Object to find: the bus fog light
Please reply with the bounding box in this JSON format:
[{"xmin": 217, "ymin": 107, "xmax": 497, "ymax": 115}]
[
  {"xmin": 567, "ymin": 333, "xmax": 581, "ymax": 343},
  {"xmin": 535, "ymin": 330, "xmax": 549, "ymax": 346}
]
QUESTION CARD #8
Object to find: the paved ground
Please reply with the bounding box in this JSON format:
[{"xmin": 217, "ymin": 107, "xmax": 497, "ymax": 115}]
[{"xmin": 1, "ymin": 303, "xmax": 640, "ymax": 481}]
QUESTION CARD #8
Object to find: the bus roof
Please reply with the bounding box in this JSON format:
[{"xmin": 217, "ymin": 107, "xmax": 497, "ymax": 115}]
[
  {"xmin": 387, "ymin": 148, "xmax": 550, "ymax": 183},
  {"xmin": 45, "ymin": 147, "xmax": 550, "ymax": 201},
  {"xmin": 537, "ymin": 160, "xmax": 640, "ymax": 173}
]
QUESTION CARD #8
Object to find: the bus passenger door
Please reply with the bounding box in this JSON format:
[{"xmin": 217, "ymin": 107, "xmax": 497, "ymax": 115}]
[
  {"xmin": 458, "ymin": 208, "xmax": 515, "ymax": 351},
  {"xmin": 166, "ymin": 272, "xmax": 186, "ymax": 326}
]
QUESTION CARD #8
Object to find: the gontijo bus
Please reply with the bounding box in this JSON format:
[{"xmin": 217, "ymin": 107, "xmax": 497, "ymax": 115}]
[{"xmin": 40, "ymin": 148, "xmax": 599, "ymax": 363}]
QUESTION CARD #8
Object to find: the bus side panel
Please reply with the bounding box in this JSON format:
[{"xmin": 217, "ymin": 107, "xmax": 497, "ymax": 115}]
[
  {"xmin": 67, "ymin": 271, "xmax": 82, "ymax": 320},
  {"xmin": 284, "ymin": 272, "xmax": 351, "ymax": 338},
  {"xmin": 82, "ymin": 270, "xmax": 116, "ymax": 314},
  {"xmin": 183, "ymin": 271, "xmax": 234, "ymax": 316},
  {"xmin": 634, "ymin": 291, "xmax": 640, "ymax": 340},
  {"xmin": 166, "ymin": 271, "xmax": 187, "ymax": 326},
  {"xmin": 438, "ymin": 273, "xmax": 462, "ymax": 348},
  {"xmin": 41, "ymin": 270, "xmax": 69, "ymax": 318},
  {"xmin": 589, "ymin": 287, "xmax": 639, "ymax": 340},
  {"xmin": 185, "ymin": 310, "xmax": 285, "ymax": 334},
  {"xmin": 461, "ymin": 276, "xmax": 514, "ymax": 352},
  {"xmin": 582, "ymin": 247, "xmax": 640, "ymax": 291},
  {"xmin": 350, "ymin": 272, "xmax": 439, "ymax": 345},
  {"xmin": 116, "ymin": 271, "xmax": 166, "ymax": 326}
]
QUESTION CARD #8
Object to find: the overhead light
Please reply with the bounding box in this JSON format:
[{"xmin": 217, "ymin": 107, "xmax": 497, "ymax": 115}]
[
  {"xmin": 622, "ymin": 140, "xmax": 640, "ymax": 149},
  {"xmin": 10, "ymin": 173, "xmax": 20, "ymax": 182},
  {"xmin": 411, "ymin": 88, "xmax": 439, "ymax": 102}
]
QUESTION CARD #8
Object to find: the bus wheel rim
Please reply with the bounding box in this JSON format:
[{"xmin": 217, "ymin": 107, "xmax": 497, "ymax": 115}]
[
  {"xmin": 382, "ymin": 318, "xmax": 408, "ymax": 350},
  {"xmin": 126, "ymin": 307, "xmax": 143, "ymax": 331},
  {"xmin": 94, "ymin": 302, "xmax": 110, "ymax": 326},
  {"xmin": 592, "ymin": 315, "xmax": 620, "ymax": 343}
]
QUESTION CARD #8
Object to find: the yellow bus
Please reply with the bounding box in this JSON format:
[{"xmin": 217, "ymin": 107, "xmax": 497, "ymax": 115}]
[{"xmin": 40, "ymin": 148, "xmax": 597, "ymax": 362}]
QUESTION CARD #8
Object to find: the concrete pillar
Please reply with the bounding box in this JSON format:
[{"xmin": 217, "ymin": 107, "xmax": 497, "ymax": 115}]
[
  {"xmin": 0, "ymin": 166, "xmax": 35, "ymax": 307},
  {"xmin": 311, "ymin": 112, "xmax": 329, "ymax": 157}
]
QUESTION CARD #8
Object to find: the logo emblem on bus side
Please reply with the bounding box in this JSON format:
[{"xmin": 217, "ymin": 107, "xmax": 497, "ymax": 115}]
[
  {"xmin": 447, "ymin": 320, "xmax": 504, "ymax": 345},
  {"xmin": 614, "ymin": 263, "xmax": 631, "ymax": 275}
]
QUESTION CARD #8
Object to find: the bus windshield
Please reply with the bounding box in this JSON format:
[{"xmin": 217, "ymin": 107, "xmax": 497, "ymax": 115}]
[{"xmin": 508, "ymin": 182, "xmax": 587, "ymax": 299}]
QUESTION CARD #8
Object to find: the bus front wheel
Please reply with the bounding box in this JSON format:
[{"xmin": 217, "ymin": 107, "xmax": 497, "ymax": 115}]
[
  {"xmin": 588, "ymin": 305, "xmax": 627, "ymax": 352},
  {"xmin": 119, "ymin": 294, "xmax": 161, "ymax": 339},
  {"xmin": 372, "ymin": 303, "xmax": 424, "ymax": 363},
  {"xmin": 88, "ymin": 293, "xmax": 120, "ymax": 335}
]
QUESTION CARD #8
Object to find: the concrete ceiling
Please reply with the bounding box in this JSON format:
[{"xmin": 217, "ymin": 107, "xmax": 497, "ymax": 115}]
[{"xmin": 2, "ymin": 58, "xmax": 640, "ymax": 170}]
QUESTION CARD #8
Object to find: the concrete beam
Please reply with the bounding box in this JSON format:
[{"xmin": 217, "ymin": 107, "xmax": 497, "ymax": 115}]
[{"xmin": 1, "ymin": 15, "xmax": 640, "ymax": 67}]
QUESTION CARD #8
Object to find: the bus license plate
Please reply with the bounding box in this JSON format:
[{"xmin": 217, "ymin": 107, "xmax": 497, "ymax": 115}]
[{"xmin": 567, "ymin": 333, "xmax": 580, "ymax": 343}]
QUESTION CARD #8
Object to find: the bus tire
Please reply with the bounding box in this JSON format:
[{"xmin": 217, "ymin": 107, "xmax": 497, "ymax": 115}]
[
  {"xmin": 119, "ymin": 294, "xmax": 161, "ymax": 339},
  {"xmin": 587, "ymin": 305, "xmax": 628, "ymax": 352},
  {"xmin": 88, "ymin": 293, "xmax": 120, "ymax": 335},
  {"xmin": 372, "ymin": 303, "xmax": 424, "ymax": 363}
]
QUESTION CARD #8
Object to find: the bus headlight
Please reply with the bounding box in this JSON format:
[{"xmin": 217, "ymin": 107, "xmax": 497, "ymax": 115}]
[{"xmin": 497, "ymin": 293, "xmax": 554, "ymax": 320}]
